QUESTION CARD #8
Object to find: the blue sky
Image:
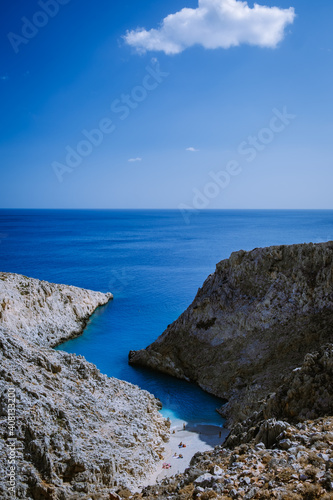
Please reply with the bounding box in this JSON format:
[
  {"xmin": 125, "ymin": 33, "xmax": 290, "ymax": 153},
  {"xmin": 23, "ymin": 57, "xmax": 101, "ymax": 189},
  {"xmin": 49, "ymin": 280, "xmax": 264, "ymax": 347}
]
[{"xmin": 1, "ymin": 0, "xmax": 332, "ymax": 209}]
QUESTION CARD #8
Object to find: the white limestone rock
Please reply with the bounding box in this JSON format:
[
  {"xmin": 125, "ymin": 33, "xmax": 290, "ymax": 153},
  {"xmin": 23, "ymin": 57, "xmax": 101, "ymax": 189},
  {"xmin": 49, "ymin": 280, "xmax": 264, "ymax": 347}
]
[{"xmin": 0, "ymin": 273, "xmax": 170, "ymax": 499}]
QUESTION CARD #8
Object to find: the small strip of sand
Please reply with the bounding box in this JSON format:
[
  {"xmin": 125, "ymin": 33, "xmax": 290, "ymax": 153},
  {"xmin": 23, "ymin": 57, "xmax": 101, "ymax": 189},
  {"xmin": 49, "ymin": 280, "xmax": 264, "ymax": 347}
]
[{"xmin": 147, "ymin": 419, "xmax": 229, "ymax": 485}]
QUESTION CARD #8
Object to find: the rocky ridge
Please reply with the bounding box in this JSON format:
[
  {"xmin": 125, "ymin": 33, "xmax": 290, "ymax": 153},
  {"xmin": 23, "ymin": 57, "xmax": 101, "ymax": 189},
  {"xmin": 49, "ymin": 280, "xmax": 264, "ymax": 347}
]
[
  {"xmin": 0, "ymin": 273, "xmax": 170, "ymax": 499},
  {"xmin": 129, "ymin": 241, "xmax": 333, "ymax": 425}
]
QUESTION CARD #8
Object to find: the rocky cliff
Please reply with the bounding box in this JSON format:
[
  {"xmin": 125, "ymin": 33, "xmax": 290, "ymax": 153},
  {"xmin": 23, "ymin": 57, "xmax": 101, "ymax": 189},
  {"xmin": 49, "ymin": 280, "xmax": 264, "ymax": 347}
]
[
  {"xmin": 0, "ymin": 273, "xmax": 170, "ymax": 499},
  {"xmin": 0, "ymin": 272, "xmax": 113, "ymax": 347},
  {"xmin": 225, "ymin": 343, "xmax": 333, "ymax": 449},
  {"xmin": 129, "ymin": 241, "xmax": 333, "ymax": 424}
]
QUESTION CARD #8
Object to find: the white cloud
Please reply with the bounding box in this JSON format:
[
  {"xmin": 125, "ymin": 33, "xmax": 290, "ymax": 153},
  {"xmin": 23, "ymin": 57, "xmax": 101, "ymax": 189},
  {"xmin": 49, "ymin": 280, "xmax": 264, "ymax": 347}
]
[
  {"xmin": 124, "ymin": 0, "xmax": 295, "ymax": 55},
  {"xmin": 186, "ymin": 147, "xmax": 200, "ymax": 152},
  {"xmin": 128, "ymin": 157, "xmax": 142, "ymax": 162}
]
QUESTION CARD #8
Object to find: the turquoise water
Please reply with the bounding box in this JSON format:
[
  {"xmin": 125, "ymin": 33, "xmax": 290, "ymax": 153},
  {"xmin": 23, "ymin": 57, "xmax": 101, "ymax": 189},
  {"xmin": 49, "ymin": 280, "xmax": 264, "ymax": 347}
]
[{"xmin": 1, "ymin": 209, "xmax": 333, "ymax": 425}]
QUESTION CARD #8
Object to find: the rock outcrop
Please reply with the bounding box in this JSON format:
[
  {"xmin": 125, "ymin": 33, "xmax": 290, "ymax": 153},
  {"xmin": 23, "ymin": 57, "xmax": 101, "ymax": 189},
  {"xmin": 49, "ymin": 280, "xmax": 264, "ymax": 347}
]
[
  {"xmin": 0, "ymin": 272, "xmax": 113, "ymax": 347},
  {"xmin": 264, "ymin": 343, "xmax": 333, "ymax": 422},
  {"xmin": 225, "ymin": 343, "xmax": 333, "ymax": 449},
  {"xmin": 0, "ymin": 273, "xmax": 170, "ymax": 499},
  {"xmin": 129, "ymin": 241, "xmax": 333, "ymax": 424}
]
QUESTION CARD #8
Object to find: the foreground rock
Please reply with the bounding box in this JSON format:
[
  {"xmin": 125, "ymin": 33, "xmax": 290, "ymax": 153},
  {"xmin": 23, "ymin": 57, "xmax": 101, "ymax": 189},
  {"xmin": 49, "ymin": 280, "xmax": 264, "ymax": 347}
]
[
  {"xmin": 0, "ymin": 273, "xmax": 170, "ymax": 499},
  {"xmin": 133, "ymin": 416, "xmax": 333, "ymax": 500},
  {"xmin": 0, "ymin": 272, "xmax": 113, "ymax": 347},
  {"xmin": 129, "ymin": 241, "xmax": 333, "ymax": 425}
]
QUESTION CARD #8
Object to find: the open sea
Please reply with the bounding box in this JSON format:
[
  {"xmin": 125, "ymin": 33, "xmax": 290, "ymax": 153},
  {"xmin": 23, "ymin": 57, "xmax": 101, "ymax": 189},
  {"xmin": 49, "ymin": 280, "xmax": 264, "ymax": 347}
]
[{"xmin": 1, "ymin": 209, "xmax": 333, "ymax": 426}]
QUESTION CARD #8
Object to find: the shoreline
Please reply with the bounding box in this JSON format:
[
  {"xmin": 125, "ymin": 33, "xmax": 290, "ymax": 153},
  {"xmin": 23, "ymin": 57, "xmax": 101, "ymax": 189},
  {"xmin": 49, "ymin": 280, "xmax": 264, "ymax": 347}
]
[
  {"xmin": 147, "ymin": 419, "xmax": 229, "ymax": 485},
  {"xmin": 52, "ymin": 301, "xmax": 113, "ymax": 348}
]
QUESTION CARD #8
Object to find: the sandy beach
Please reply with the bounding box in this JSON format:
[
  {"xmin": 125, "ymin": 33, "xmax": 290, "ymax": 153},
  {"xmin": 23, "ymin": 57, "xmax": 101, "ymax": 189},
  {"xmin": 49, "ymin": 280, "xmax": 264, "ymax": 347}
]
[{"xmin": 148, "ymin": 418, "xmax": 229, "ymax": 484}]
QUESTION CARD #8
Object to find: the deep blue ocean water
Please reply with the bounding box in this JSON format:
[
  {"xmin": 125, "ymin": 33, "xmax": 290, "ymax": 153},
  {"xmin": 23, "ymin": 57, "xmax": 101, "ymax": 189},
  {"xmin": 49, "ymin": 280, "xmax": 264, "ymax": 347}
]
[{"xmin": 1, "ymin": 209, "xmax": 333, "ymax": 425}]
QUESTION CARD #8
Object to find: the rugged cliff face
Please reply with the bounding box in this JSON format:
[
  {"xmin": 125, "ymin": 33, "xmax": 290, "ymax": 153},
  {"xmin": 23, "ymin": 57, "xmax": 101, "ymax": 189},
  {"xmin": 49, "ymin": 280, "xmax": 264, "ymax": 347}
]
[
  {"xmin": 225, "ymin": 343, "xmax": 333, "ymax": 449},
  {"xmin": 129, "ymin": 241, "xmax": 333, "ymax": 424},
  {"xmin": 0, "ymin": 273, "xmax": 170, "ymax": 499}
]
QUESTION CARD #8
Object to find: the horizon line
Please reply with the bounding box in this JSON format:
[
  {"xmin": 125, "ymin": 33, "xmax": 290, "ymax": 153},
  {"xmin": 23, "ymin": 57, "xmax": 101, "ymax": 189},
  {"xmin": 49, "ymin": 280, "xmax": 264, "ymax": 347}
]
[{"xmin": 0, "ymin": 208, "xmax": 333, "ymax": 211}]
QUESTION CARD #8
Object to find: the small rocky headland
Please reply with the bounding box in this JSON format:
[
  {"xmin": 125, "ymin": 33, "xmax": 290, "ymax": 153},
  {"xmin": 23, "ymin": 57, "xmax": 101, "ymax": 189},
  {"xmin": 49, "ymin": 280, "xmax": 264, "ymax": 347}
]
[{"xmin": 1, "ymin": 240, "xmax": 333, "ymax": 499}]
